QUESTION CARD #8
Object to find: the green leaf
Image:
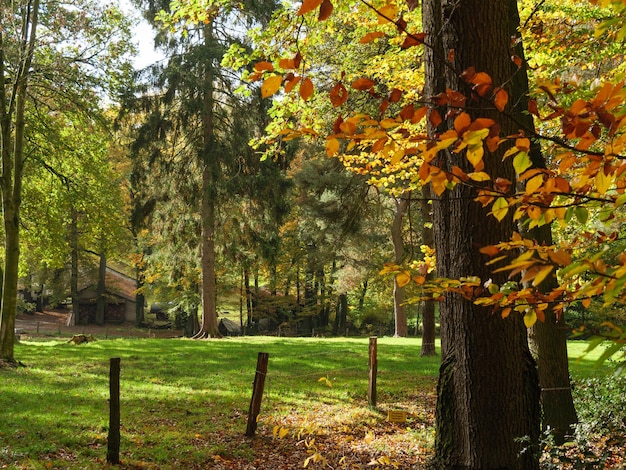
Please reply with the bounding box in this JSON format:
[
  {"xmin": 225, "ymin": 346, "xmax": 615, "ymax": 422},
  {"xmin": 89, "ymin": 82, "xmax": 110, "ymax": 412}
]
[
  {"xmin": 513, "ymin": 151, "xmax": 532, "ymax": 174},
  {"xmin": 574, "ymin": 206, "xmax": 589, "ymax": 225}
]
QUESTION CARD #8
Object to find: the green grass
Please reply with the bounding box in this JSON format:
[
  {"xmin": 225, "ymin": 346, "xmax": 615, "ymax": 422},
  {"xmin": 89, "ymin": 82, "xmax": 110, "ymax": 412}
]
[
  {"xmin": 0, "ymin": 336, "xmax": 623, "ymax": 469},
  {"xmin": 1, "ymin": 337, "xmax": 439, "ymax": 469}
]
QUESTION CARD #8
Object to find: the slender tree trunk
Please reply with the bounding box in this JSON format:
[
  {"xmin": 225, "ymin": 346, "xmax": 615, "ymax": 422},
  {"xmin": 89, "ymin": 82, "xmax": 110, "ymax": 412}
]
[
  {"xmin": 358, "ymin": 279, "xmax": 368, "ymax": 310},
  {"xmin": 95, "ymin": 252, "xmax": 107, "ymax": 325},
  {"xmin": 0, "ymin": 0, "xmax": 39, "ymax": 363},
  {"xmin": 424, "ymin": 0, "xmax": 540, "ymax": 467},
  {"xmin": 392, "ymin": 193, "xmax": 409, "ymax": 337},
  {"xmin": 69, "ymin": 207, "xmax": 79, "ymax": 326},
  {"xmin": 135, "ymin": 263, "xmax": 145, "ymax": 327},
  {"xmin": 420, "ymin": 187, "xmax": 436, "ymax": 356}
]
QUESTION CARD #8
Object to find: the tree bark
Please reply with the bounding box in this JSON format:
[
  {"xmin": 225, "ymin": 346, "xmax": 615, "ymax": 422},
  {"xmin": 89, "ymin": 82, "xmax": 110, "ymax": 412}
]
[
  {"xmin": 69, "ymin": 207, "xmax": 79, "ymax": 326},
  {"xmin": 194, "ymin": 23, "xmax": 220, "ymax": 339},
  {"xmin": 424, "ymin": 0, "xmax": 540, "ymax": 467},
  {"xmin": 420, "ymin": 186, "xmax": 436, "ymax": 356},
  {"xmin": 392, "ymin": 193, "xmax": 409, "ymax": 337},
  {"xmin": 96, "ymin": 251, "xmax": 107, "ymax": 325},
  {"xmin": 505, "ymin": 1, "xmax": 578, "ymax": 443},
  {"xmin": 0, "ymin": 0, "xmax": 40, "ymax": 362}
]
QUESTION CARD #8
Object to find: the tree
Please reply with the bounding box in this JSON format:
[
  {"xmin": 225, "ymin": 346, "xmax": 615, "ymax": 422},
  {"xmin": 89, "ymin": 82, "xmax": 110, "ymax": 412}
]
[
  {"xmin": 422, "ymin": 1, "xmax": 540, "ymax": 466},
  {"xmin": 0, "ymin": 0, "xmax": 132, "ymax": 362},
  {"xmin": 1, "ymin": 0, "xmax": 41, "ymax": 364}
]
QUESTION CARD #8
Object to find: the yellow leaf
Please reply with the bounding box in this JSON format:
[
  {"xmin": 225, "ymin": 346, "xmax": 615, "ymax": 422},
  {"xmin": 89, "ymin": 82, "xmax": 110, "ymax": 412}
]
[
  {"xmin": 532, "ymin": 265, "xmax": 554, "ymax": 287},
  {"xmin": 279, "ymin": 427, "xmax": 288, "ymax": 438},
  {"xmin": 501, "ymin": 307, "xmax": 511, "ymax": 319},
  {"xmin": 390, "ymin": 149, "xmax": 405, "ymax": 165},
  {"xmin": 396, "ymin": 271, "xmax": 411, "ymax": 287},
  {"xmin": 261, "ymin": 75, "xmax": 282, "ymax": 99},
  {"xmin": 491, "ymin": 197, "xmax": 509, "ymax": 221},
  {"xmin": 468, "ymin": 171, "xmax": 490, "ymax": 182},
  {"xmin": 524, "ymin": 309, "xmax": 537, "ymax": 328},
  {"xmin": 377, "ymin": 4, "xmax": 398, "ymax": 24},
  {"xmin": 525, "ymin": 174, "xmax": 543, "ymax": 195},
  {"xmin": 466, "ymin": 144, "xmax": 484, "ymax": 168},
  {"xmin": 595, "ymin": 169, "xmax": 612, "ymax": 195}
]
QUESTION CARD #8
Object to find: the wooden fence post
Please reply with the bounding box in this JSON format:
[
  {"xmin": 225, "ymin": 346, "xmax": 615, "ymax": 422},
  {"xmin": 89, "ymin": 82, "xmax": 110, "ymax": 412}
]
[
  {"xmin": 246, "ymin": 352, "xmax": 269, "ymax": 437},
  {"xmin": 107, "ymin": 357, "xmax": 121, "ymax": 464},
  {"xmin": 368, "ymin": 337, "xmax": 377, "ymax": 407}
]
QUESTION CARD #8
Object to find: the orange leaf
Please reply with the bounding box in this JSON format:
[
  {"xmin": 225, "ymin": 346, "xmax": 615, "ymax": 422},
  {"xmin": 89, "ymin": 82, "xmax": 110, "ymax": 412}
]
[
  {"xmin": 412, "ymin": 106, "xmax": 428, "ymax": 124},
  {"xmin": 494, "ymin": 87, "xmax": 508, "ymax": 112},
  {"xmin": 454, "ymin": 112, "xmax": 471, "ymax": 132},
  {"xmin": 299, "ymin": 77, "xmax": 314, "ymax": 101},
  {"xmin": 279, "ymin": 58, "xmax": 295, "ymax": 70},
  {"xmin": 326, "ymin": 138, "xmax": 340, "ymax": 157},
  {"xmin": 284, "ymin": 75, "xmax": 301, "ymax": 93},
  {"xmin": 359, "ymin": 31, "xmax": 385, "ymax": 43},
  {"xmin": 511, "ymin": 55, "xmax": 523, "ymax": 68},
  {"xmin": 401, "ymin": 32, "xmax": 426, "ymax": 49},
  {"xmin": 329, "ymin": 82, "xmax": 348, "ymax": 107},
  {"xmin": 377, "ymin": 4, "xmax": 398, "ymax": 24},
  {"xmin": 318, "ymin": 0, "xmax": 333, "ymax": 20},
  {"xmin": 261, "ymin": 75, "xmax": 282, "ymax": 98},
  {"xmin": 297, "ymin": 0, "xmax": 324, "ymax": 16},
  {"xmin": 429, "ymin": 109, "xmax": 442, "ymax": 128},
  {"xmin": 479, "ymin": 245, "xmax": 500, "ymax": 256},
  {"xmin": 352, "ymin": 78, "xmax": 376, "ymax": 90},
  {"xmin": 254, "ymin": 61, "xmax": 274, "ymax": 72},
  {"xmin": 389, "ymin": 88, "xmax": 403, "ymax": 103},
  {"xmin": 399, "ymin": 104, "xmax": 415, "ymax": 121}
]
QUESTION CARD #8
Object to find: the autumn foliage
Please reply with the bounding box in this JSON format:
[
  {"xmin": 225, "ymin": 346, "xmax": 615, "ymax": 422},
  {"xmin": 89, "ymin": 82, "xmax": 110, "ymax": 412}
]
[{"xmin": 245, "ymin": 0, "xmax": 626, "ymax": 352}]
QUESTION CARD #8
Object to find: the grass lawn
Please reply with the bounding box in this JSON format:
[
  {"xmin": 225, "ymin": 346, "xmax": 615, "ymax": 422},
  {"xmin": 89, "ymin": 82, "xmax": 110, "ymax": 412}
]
[{"xmin": 0, "ymin": 335, "xmax": 624, "ymax": 469}]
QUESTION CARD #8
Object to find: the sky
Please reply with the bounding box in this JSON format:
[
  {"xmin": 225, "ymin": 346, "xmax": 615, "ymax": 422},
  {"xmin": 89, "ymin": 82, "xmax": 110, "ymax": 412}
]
[{"xmin": 115, "ymin": 0, "xmax": 164, "ymax": 69}]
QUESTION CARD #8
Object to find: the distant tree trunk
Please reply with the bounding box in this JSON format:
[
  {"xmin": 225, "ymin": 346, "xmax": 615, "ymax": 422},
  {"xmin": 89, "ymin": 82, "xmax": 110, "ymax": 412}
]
[
  {"xmin": 424, "ymin": 0, "xmax": 540, "ymax": 467},
  {"xmin": 95, "ymin": 252, "xmax": 107, "ymax": 325},
  {"xmin": 392, "ymin": 193, "xmax": 409, "ymax": 337},
  {"xmin": 135, "ymin": 264, "xmax": 145, "ymax": 326},
  {"xmin": 420, "ymin": 187, "xmax": 436, "ymax": 356},
  {"xmin": 358, "ymin": 279, "xmax": 368, "ymax": 310},
  {"xmin": 317, "ymin": 266, "xmax": 328, "ymax": 328},
  {"xmin": 244, "ymin": 267, "xmax": 253, "ymax": 327},
  {"xmin": 333, "ymin": 293, "xmax": 348, "ymax": 336},
  {"xmin": 69, "ymin": 207, "xmax": 79, "ymax": 327}
]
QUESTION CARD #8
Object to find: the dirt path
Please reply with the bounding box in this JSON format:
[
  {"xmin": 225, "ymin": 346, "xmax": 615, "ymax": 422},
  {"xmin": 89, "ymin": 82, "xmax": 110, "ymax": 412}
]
[{"xmin": 15, "ymin": 310, "xmax": 183, "ymax": 339}]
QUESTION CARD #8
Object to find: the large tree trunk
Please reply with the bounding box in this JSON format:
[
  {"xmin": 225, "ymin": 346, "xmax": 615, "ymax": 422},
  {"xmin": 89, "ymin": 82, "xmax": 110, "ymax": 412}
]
[
  {"xmin": 196, "ymin": 161, "xmax": 220, "ymax": 338},
  {"xmin": 424, "ymin": 0, "xmax": 540, "ymax": 467},
  {"xmin": 392, "ymin": 193, "xmax": 409, "ymax": 337},
  {"xmin": 420, "ymin": 186, "xmax": 436, "ymax": 356},
  {"xmin": 194, "ymin": 23, "xmax": 220, "ymax": 339},
  {"xmin": 506, "ymin": 2, "xmax": 578, "ymax": 443}
]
